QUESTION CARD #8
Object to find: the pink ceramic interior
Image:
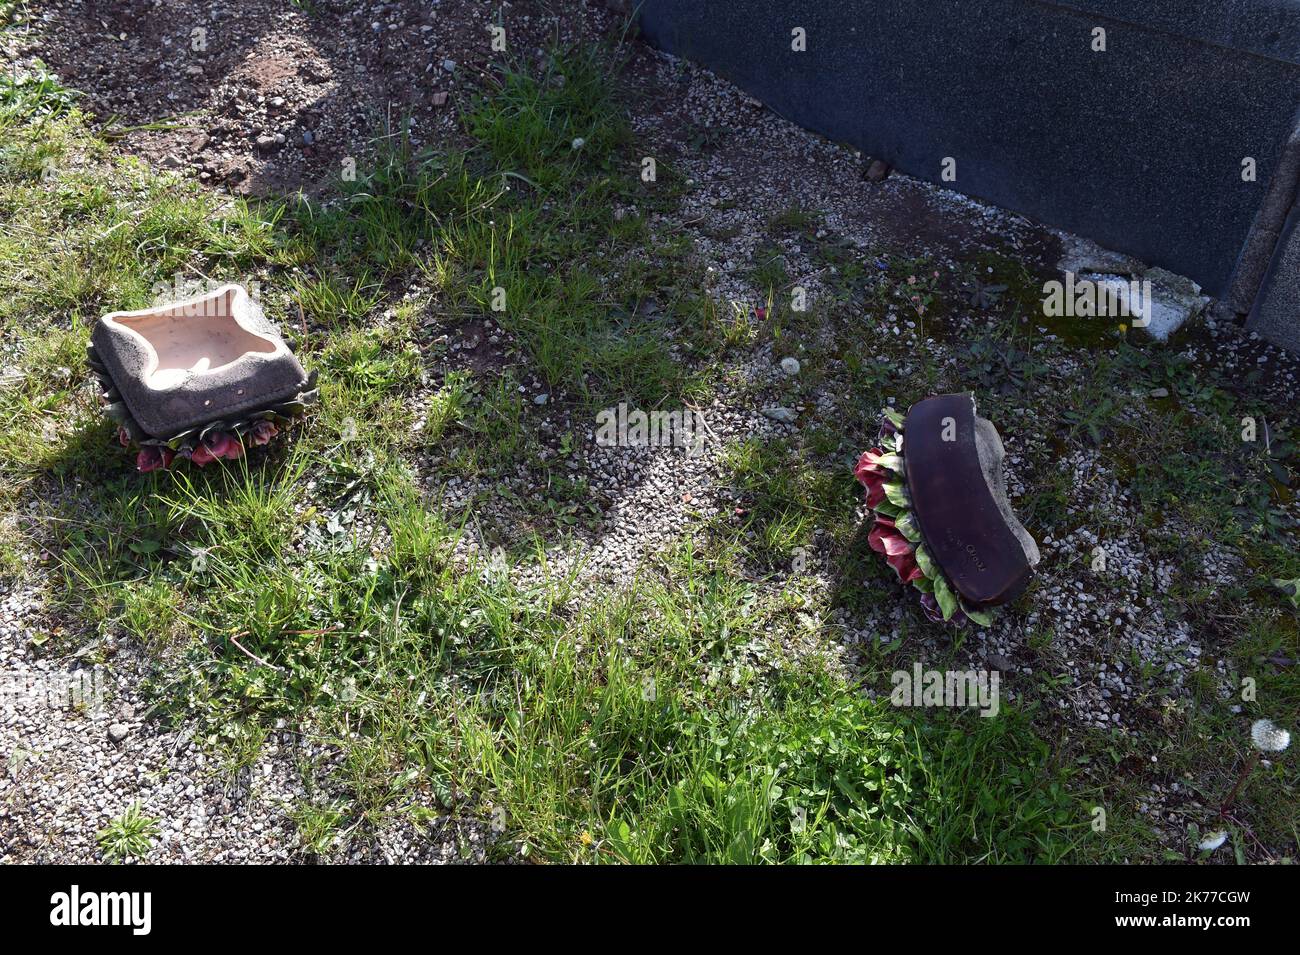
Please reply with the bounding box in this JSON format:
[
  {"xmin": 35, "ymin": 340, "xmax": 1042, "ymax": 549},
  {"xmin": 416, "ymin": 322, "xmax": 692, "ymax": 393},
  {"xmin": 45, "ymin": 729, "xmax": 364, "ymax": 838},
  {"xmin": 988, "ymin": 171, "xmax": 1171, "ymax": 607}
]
[{"xmin": 112, "ymin": 288, "xmax": 277, "ymax": 389}]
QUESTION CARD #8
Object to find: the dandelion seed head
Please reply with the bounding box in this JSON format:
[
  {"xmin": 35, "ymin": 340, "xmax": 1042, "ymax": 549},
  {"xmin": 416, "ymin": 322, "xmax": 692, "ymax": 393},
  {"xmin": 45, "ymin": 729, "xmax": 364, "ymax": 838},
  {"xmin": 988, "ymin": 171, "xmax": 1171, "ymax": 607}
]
[
  {"xmin": 1250, "ymin": 719, "xmax": 1291, "ymax": 753},
  {"xmin": 1198, "ymin": 831, "xmax": 1227, "ymax": 852}
]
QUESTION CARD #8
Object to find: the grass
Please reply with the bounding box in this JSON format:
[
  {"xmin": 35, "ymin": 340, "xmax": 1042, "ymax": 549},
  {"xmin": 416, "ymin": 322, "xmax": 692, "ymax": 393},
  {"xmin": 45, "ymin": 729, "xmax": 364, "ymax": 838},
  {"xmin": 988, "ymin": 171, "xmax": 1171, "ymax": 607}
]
[
  {"xmin": 0, "ymin": 40, "xmax": 1294, "ymax": 864},
  {"xmin": 97, "ymin": 802, "xmax": 159, "ymax": 864},
  {"xmin": 280, "ymin": 47, "xmax": 693, "ymax": 408}
]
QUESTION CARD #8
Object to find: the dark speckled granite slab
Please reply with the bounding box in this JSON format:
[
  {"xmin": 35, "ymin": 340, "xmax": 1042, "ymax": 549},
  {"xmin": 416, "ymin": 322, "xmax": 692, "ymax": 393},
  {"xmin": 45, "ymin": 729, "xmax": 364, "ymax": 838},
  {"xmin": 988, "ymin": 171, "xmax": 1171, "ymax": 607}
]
[{"xmin": 634, "ymin": 0, "xmax": 1300, "ymax": 351}]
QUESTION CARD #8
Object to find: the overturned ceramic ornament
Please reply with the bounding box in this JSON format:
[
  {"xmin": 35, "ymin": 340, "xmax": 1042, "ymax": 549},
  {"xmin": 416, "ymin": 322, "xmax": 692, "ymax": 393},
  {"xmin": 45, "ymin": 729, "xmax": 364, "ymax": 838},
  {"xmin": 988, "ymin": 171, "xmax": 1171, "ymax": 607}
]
[
  {"xmin": 854, "ymin": 393, "xmax": 1039, "ymax": 627},
  {"xmin": 88, "ymin": 284, "xmax": 317, "ymax": 471}
]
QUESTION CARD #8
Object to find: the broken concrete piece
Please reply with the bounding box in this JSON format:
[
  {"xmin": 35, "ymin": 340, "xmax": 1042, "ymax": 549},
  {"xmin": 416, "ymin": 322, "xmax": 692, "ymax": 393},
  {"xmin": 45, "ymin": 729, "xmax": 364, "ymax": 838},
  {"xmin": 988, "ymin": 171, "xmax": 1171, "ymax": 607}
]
[
  {"xmin": 862, "ymin": 157, "xmax": 892, "ymax": 183},
  {"xmin": 855, "ymin": 394, "xmax": 1038, "ymax": 626},
  {"xmin": 88, "ymin": 284, "xmax": 317, "ymax": 469},
  {"xmin": 905, "ymin": 394, "xmax": 1038, "ymax": 607},
  {"xmin": 1055, "ymin": 231, "xmax": 1147, "ymax": 277},
  {"xmin": 1080, "ymin": 270, "xmax": 1209, "ymax": 342},
  {"xmin": 92, "ymin": 284, "xmax": 309, "ymax": 438}
]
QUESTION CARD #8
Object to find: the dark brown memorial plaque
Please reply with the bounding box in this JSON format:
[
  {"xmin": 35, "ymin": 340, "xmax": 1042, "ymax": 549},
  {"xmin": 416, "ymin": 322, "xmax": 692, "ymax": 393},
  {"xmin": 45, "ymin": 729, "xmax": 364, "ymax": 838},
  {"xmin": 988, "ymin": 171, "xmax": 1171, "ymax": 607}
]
[{"xmin": 903, "ymin": 393, "xmax": 1038, "ymax": 608}]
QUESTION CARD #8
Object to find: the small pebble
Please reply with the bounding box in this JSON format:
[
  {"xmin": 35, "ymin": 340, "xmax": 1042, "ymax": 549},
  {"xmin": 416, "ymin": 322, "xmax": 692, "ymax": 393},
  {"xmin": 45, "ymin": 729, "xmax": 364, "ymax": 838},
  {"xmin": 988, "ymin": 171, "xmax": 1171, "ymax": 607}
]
[{"xmin": 762, "ymin": 407, "xmax": 797, "ymax": 424}]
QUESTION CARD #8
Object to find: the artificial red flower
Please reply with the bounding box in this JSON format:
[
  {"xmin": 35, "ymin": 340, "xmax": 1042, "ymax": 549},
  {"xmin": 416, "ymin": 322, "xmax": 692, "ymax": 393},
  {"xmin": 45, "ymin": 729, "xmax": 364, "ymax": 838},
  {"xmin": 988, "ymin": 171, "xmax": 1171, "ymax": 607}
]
[
  {"xmin": 854, "ymin": 447, "xmax": 887, "ymax": 484},
  {"xmin": 887, "ymin": 548, "xmax": 924, "ymax": 583},
  {"xmin": 190, "ymin": 431, "xmax": 242, "ymax": 466},
  {"xmin": 860, "ymin": 447, "xmax": 893, "ymax": 470},
  {"xmin": 863, "ymin": 473, "xmax": 887, "ymax": 508},
  {"xmin": 868, "ymin": 520, "xmax": 924, "ymax": 583},
  {"xmin": 206, "ymin": 435, "xmax": 228, "ymax": 456},
  {"xmin": 136, "ymin": 446, "xmax": 175, "ymax": 472},
  {"xmin": 247, "ymin": 420, "xmax": 279, "ymax": 446},
  {"xmin": 867, "ymin": 522, "xmax": 911, "ymax": 557}
]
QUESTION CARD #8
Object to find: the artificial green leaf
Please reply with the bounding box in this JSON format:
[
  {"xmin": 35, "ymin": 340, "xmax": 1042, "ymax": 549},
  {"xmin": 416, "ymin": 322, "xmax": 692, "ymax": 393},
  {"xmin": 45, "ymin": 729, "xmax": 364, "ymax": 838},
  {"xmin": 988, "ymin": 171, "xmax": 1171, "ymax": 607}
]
[
  {"xmin": 875, "ymin": 452, "xmax": 904, "ymax": 474},
  {"xmin": 932, "ymin": 574, "xmax": 958, "ymax": 621},
  {"xmin": 883, "ymin": 407, "xmax": 905, "ymax": 430},
  {"xmin": 914, "ymin": 544, "xmax": 937, "ymax": 579},
  {"xmin": 883, "ymin": 481, "xmax": 909, "ymax": 508},
  {"xmin": 199, "ymin": 420, "xmax": 232, "ymax": 439},
  {"xmin": 895, "ymin": 512, "xmax": 922, "ymax": 543},
  {"xmin": 872, "ymin": 501, "xmax": 903, "ymax": 519},
  {"xmin": 964, "ymin": 602, "xmax": 994, "ymax": 627}
]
